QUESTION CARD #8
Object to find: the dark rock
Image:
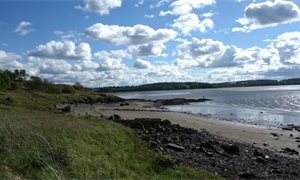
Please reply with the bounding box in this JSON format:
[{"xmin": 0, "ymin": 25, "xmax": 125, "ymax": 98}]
[
  {"xmin": 167, "ymin": 143, "xmax": 185, "ymax": 151},
  {"xmin": 290, "ymin": 134, "xmax": 293, "ymax": 137},
  {"xmin": 238, "ymin": 172, "xmax": 258, "ymax": 179},
  {"xmin": 108, "ymin": 114, "xmax": 121, "ymax": 120},
  {"xmin": 256, "ymin": 156, "xmax": 267, "ymax": 164},
  {"xmin": 282, "ymin": 125, "xmax": 293, "ymax": 131},
  {"xmin": 57, "ymin": 105, "xmax": 72, "ymax": 113},
  {"xmin": 280, "ymin": 148, "xmax": 299, "ymax": 155},
  {"xmin": 270, "ymin": 133, "xmax": 279, "ymax": 137},
  {"xmin": 298, "ymin": 145, "xmax": 300, "ymax": 148},
  {"xmin": 263, "ymin": 143, "xmax": 269, "ymax": 146},
  {"xmin": 221, "ymin": 144, "xmax": 240, "ymax": 155}
]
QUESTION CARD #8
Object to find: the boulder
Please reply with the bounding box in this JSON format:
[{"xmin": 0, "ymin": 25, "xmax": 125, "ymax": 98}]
[{"xmin": 221, "ymin": 144, "xmax": 240, "ymax": 155}]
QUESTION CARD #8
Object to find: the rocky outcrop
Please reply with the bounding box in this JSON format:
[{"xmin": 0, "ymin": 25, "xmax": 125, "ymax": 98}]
[
  {"xmin": 116, "ymin": 118, "xmax": 300, "ymax": 179},
  {"xmin": 153, "ymin": 98, "xmax": 211, "ymax": 106}
]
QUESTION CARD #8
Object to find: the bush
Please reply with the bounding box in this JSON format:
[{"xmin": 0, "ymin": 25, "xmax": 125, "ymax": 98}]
[
  {"xmin": 62, "ymin": 86, "xmax": 76, "ymax": 94},
  {"xmin": 45, "ymin": 85, "xmax": 61, "ymax": 94}
]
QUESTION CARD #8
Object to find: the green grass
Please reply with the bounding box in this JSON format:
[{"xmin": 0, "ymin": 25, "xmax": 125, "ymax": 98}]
[{"xmin": 0, "ymin": 86, "xmax": 222, "ymax": 179}]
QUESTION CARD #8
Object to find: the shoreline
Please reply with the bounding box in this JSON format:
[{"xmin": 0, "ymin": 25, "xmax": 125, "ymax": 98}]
[{"xmin": 67, "ymin": 100, "xmax": 300, "ymax": 156}]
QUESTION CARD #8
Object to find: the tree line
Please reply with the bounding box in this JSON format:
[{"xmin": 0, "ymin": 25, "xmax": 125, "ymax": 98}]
[
  {"xmin": 96, "ymin": 79, "xmax": 300, "ymax": 92},
  {"xmin": 0, "ymin": 69, "xmax": 83, "ymax": 94}
]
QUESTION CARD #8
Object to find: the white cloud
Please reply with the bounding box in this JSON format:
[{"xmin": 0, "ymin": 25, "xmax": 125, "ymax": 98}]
[
  {"xmin": 85, "ymin": 23, "xmax": 177, "ymax": 45},
  {"xmin": 94, "ymin": 49, "xmax": 130, "ymax": 60},
  {"xmin": 175, "ymin": 38, "xmax": 239, "ymax": 68},
  {"xmin": 233, "ymin": 0, "xmax": 300, "ymax": 32},
  {"xmin": 0, "ymin": 50, "xmax": 23, "ymax": 70},
  {"xmin": 94, "ymin": 50, "xmax": 128, "ymax": 71},
  {"xmin": 150, "ymin": 0, "xmax": 170, "ymax": 8},
  {"xmin": 97, "ymin": 58, "xmax": 126, "ymax": 71},
  {"xmin": 144, "ymin": 14, "xmax": 154, "ymax": 19},
  {"xmin": 128, "ymin": 43, "xmax": 165, "ymax": 56},
  {"xmin": 134, "ymin": 58, "xmax": 152, "ymax": 69},
  {"xmin": 172, "ymin": 13, "xmax": 214, "ymax": 36},
  {"xmin": 201, "ymin": 12, "xmax": 215, "ymax": 18},
  {"xmin": 28, "ymin": 40, "xmax": 92, "ymax": 60},
  {"xmin": 73, "ymin": 60, "xmax": 99, "ymax": 71},
  {"xmin": 271, "ymin": 31, "xmax": 300, "ymax": 64},
  {"xmin": 14, "ymin": 21, "xmax": 34, "ymax": 36},
  {"xmin": 135, "ymin": 0, "xmax": 144, "ymax": 7},
  {"xmin": 86, "ymin": 23, "xmax": 176, "ymax": 57},
  {"xmin": 76, "ymin": 0, "xmax": 122, "ymax": 15},
  {"xmin": 159, "ymin": 0, "xmax": 216, "ymax": 16}
]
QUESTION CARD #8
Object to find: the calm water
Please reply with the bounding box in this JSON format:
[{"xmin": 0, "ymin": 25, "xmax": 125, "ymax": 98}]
[{"xmin": 116, "ymin": 85, "xmax": 300, "ymax": 127}]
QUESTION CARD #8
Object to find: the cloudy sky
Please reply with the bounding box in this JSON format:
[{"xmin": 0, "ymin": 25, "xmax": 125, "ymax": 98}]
[{"xmin": 1, "ymin": 0, "xmax": 300, "ymax": 87}]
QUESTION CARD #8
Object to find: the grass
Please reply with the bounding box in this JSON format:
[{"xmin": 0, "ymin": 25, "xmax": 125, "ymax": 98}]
[{"xmin": 0, "ymin": 85, "xmax": 222, "ymax": 179}]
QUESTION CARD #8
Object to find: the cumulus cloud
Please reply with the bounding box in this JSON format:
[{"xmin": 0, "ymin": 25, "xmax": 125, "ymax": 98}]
[
  {"xmin": 172, "ymin": 13, "xmax": 214, "ymax": 36},
  {"xmin": 134, "ymin": 58, "xmax": 152, "ymax": 69},
  {"xmin": 86, "ymin": 23, "xmax": 176, "ymax": 57},
  {"xmin": 97, "ymin": 58, "xmax": 126, "ymax": 71},
  {"xmin": 76, "ymin": 0, "xmax": 121, "ymax": 15},
  {"xmin": 175, "ymin": 38, "xmax": 239, "ymax": 68},
  {"xmin": 85, "ymin": 23, "xmax": 177, "ymax": 45},
  {"xmin": 159, "ymin": 0, "xmax": 216, "ymax": 16},
  {"xmin": 94, "ymin": 50, "xmax": 128, "ymax": 71},
  {"xmin": 128, "ymin": 43, "xmax": 165, "ymax": 56},
  {"xmin": 14, "ymin": 21, "xmax": 34, "ymax": 36},
  {"xmin": 0, "ymin": 50, "xmax": 23, "ymax": 70},
  {"xmin": 28, "ymin": 40, "xmax": 92, "ymax": 60},
  {"xmin": 144, "ymin": 14, "xmax": 154, "ymax": 19},
  {"xmin": 271, "ymin": 31, "xmax": 300, "ymax": 64},
  {"xmin": 233, "ymin": 0, "xmax": 300, "ymax": 32}
]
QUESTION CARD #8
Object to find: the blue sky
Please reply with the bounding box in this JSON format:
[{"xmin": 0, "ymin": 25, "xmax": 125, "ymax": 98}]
[{"xmin": 1, "ymin": 0, "xmax": 300, "ymax": 87}]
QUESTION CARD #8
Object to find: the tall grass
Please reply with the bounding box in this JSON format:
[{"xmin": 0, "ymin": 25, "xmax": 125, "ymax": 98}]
[{"xmin": 0, "ymin": 85, "xmax": 222, "ymax": 179}]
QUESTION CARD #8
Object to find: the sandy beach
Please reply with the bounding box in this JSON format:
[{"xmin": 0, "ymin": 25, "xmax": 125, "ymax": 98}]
[{"xmin": 70, "ymin": 100, "xmax": 300, "ymax": 156}]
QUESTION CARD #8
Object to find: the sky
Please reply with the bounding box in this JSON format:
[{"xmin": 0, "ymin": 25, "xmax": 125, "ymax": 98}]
[{"xmin": 0, "ymin": 0, "xmax": 300, "ymax": 87}]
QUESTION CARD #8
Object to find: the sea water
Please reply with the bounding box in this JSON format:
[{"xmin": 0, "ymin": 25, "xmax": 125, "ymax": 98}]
[{"xmin": 116, "ymin": 85, "xmax": 300, "ymax": 127}]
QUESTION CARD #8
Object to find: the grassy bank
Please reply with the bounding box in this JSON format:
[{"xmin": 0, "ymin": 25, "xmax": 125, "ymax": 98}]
[{"xmin": 0, "ymin": 82, "xmax": 221, "ymax": 179}]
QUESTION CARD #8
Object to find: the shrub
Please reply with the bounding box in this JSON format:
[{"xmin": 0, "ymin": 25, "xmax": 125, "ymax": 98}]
[
  {"xmin": 45, "ymin": 85, "xmax": 61, "ymax": 94},
  {"xmin": 62, "ymin": 86, "xmax": 76, "ymax": 94}
]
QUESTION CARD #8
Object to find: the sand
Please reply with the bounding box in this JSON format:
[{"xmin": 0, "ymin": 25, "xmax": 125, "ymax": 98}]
[{"xmin": 70, "ymin": 101, "xmax": 300, "ymax": 154}]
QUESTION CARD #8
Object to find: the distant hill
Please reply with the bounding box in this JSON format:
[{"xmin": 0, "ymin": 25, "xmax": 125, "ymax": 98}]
[{"xmin": 96, "ymin": 78, "xmax": 300, "ymax": 92}]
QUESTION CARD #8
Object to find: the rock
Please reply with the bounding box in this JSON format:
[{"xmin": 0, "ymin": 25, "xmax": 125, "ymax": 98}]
[
  {"xmin": 221, "ymin": 144, "xmax": 240, "ymax": 155},
  {"xmin": 167, "ymin": 143, "xmax": 185, "ymax": 151},
  {"xmin": 57, "ymin": 105, "xmax": 72, "ymax": 113},
  {"xmin": 257, "ymin": 156, "xmax": 267, "ymax": 164},
  {"xmin": 108, "ymin": 114, "xmax": 121, "ymax": 120},
  {"xmin": 239, "ymin": 172, "xmax": 257, "ymax": 179},
  {"xmin": 290, "ymin": 134, "xmax": 293, "ymax": 137},
  {"xmin": 263, "ymin": 143, "xmax": 269, "ymax": 146},
  {"xmin": 281, "ymin": 148, "xmax": 299, "ymax": 155},
  {"xmin": 298, "ymin": 145, "xmax": 300, "ymax": 148},
  {"xmin": 282, "ymin": 125, "xmax": 294, "ymax": 131},
  {"xmin": 270, "ymin": 133, "xmax": 279, "ymax": 137}
]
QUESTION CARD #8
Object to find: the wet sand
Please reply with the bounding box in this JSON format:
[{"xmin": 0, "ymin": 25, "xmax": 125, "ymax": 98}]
[{"xmin": 70, "ymin": 101, "xmax": 300, "ymax": 156}]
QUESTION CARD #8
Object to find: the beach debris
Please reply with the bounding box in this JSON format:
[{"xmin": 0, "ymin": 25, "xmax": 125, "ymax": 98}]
[{"xmin": 167, "ymin": 143, "xmax": 185, "ymax": 151}]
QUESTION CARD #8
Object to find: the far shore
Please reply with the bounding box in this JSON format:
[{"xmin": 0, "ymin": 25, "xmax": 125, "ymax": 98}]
[{"xmin": 67, "ymin": 100, "xmax": 300, "ymax": 156}]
